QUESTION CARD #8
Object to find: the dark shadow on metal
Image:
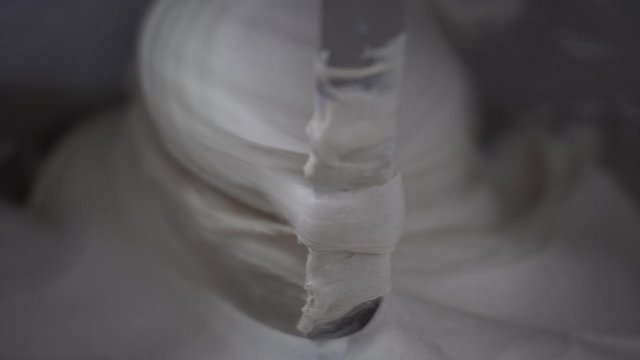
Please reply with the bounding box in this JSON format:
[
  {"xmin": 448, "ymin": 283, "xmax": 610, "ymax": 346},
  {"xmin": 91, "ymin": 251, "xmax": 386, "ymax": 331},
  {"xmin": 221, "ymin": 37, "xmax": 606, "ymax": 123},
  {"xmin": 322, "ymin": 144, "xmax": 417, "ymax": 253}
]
[{"xmin": 304, "ymin": 297, "xmax": 381, "ymax": 340}]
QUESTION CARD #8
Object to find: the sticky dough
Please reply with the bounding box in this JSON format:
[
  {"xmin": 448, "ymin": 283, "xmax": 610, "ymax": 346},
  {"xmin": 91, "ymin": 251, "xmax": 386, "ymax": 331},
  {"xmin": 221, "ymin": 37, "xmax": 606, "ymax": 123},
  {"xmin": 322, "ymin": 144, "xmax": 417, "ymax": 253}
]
[
  {"xmin": 141, "ymin": 0, "xmax": 414, "ymax": 329},
  {"xmin": 2, "ymin": 0, "xmax": 639, "ymax": 358},
  {"xmin": 91, "ymin": 0, "xmax": 640, "ymax": 356}
]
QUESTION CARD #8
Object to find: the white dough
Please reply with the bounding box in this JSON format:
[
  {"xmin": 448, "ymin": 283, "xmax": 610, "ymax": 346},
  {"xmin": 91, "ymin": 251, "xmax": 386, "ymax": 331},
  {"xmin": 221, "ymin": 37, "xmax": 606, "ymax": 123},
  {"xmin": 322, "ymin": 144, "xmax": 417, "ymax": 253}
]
[{"xmin": 1, "ymin": 0, "xmax": 640, "ymax": 359}]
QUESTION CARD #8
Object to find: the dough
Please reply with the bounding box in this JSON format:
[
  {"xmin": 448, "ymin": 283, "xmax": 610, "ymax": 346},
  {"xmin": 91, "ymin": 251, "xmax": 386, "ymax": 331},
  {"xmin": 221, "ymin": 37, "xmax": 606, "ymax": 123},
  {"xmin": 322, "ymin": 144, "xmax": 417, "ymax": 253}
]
[{"xmin": 1, "ymin": 0, "xmax": 639, "ymax": 358}]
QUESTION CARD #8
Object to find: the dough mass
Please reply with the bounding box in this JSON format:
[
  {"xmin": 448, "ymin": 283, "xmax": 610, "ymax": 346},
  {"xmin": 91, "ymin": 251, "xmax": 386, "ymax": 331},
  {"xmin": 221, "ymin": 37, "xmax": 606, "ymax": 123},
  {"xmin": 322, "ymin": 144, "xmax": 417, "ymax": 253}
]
[{"xmin": 1, "ymin": 0, "xmax": 639, "ymax": 359}]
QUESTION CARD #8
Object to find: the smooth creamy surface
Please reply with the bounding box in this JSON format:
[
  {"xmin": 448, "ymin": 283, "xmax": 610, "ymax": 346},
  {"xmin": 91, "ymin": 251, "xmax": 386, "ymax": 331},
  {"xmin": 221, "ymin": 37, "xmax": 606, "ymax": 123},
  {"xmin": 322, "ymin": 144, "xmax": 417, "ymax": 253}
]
[{"xmin": 1, "ymin": 0, "xmax": 640, "ymax": 358}]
